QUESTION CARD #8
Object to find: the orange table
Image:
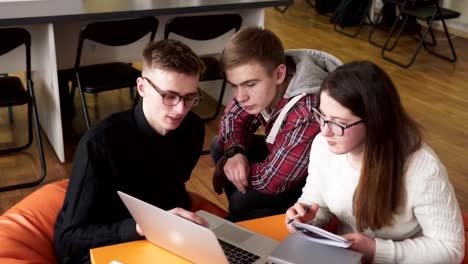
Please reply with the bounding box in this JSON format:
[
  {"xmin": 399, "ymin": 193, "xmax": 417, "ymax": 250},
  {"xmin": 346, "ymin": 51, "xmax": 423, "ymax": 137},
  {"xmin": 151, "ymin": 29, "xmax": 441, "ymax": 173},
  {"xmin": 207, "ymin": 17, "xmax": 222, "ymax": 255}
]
[{"xmin": 90, "ymin": 214, "xmax": 288, "ymax": 264}]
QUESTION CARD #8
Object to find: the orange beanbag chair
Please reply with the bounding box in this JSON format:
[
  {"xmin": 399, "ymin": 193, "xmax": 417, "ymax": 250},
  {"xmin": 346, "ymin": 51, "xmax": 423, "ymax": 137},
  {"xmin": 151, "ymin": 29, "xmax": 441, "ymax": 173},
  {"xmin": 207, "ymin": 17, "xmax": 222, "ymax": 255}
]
[
  {"xmin": 0, "ymin": 179, "xmax": 227, "ymax": 263},
  {"xmin": 0, "ymin": 180, "xmax": 68, "ymax": 263}
]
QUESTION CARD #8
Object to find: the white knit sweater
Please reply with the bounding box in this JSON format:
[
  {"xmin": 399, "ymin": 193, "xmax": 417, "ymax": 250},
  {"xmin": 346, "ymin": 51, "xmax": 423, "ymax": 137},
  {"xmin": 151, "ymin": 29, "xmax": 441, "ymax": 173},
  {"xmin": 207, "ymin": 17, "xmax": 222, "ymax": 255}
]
[{"xmin": 298, "ymin": 134, "xmax": 465, "ymax": 263}]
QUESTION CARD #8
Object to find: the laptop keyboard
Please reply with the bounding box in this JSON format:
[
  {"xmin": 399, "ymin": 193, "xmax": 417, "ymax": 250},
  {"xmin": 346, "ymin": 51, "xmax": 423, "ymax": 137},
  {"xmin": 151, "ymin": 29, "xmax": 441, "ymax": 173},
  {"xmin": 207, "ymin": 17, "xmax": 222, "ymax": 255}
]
[{"xmin": 218, "ymin": 239, "xmax": 261, "ymax": 264}]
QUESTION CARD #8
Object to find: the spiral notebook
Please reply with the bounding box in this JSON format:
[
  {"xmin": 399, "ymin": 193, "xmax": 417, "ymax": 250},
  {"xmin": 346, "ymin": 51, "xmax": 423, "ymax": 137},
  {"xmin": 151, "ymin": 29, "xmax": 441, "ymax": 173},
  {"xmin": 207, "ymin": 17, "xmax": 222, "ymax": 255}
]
[{"xmin": 290, "ymin": 220, "xmax": 352, "ymax": 248}]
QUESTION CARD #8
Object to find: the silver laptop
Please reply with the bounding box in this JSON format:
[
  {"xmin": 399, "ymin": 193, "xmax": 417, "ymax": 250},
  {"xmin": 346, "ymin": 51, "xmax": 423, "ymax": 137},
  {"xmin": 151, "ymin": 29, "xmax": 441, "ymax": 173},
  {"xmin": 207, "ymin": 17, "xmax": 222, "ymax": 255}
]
[{"xmin": 117, "ymin": 191, "xmax": 279, "ymax": 264}]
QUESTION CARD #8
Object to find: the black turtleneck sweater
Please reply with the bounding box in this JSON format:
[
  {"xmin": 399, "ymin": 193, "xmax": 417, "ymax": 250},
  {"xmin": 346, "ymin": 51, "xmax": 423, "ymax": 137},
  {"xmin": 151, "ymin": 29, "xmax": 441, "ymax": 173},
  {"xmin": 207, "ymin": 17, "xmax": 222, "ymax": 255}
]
[{"xmin": 54, "ymin": 103, "xmax": 204, "ymax": 264}]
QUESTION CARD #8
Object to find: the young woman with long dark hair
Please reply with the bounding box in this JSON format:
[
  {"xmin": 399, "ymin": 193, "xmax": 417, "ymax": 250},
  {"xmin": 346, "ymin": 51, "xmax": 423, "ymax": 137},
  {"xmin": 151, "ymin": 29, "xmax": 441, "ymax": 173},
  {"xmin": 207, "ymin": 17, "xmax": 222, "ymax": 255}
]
[{"xmin": 286, "ymin": 61, "xmax": 465, "ymax": 263}]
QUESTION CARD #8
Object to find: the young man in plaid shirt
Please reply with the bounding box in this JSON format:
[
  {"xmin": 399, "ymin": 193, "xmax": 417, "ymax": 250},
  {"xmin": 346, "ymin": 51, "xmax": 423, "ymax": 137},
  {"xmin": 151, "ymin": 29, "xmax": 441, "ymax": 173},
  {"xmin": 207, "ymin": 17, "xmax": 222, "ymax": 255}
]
[{"xmin": 211, "ymin": 27, "xmax": 342, "ymax": 221}]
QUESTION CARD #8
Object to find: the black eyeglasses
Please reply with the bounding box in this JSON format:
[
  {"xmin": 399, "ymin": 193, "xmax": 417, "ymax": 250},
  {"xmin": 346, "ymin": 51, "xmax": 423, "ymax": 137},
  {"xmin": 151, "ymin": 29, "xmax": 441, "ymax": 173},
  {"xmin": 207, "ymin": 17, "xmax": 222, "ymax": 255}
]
[
  {"xmin": 312, "ymin": 108, "xmax": 364, "ymax": 136},
  {"xmin": 142, "ymin": 76, "xmax": 201, "ymax": 108}
]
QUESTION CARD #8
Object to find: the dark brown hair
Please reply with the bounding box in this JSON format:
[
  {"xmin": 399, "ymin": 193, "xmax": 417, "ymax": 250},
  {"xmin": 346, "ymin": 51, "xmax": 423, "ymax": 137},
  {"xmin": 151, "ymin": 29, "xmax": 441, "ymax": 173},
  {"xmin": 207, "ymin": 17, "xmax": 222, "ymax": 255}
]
[
  {"xmin": 220, "ymin": 27, "xmax": 285, "ymax": 74},
  {"xmin": 142, "ymin": 39, "xmax": 205, "ymax": 76},
  {"xmin": 320, "ymin": 61, "xmax": 422, "ymax": 231}
]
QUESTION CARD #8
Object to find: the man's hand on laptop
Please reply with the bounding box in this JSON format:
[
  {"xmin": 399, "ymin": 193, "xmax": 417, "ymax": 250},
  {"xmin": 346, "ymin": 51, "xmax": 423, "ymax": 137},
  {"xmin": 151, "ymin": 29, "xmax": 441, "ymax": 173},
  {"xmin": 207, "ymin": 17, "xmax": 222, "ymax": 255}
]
[
  {"xmin": 136, "ymin": 208, "xmax": 209, "ymax": 236},
  {"xmin": 169, "ymin": 208, "xmax": 209, "ymax": 227}
]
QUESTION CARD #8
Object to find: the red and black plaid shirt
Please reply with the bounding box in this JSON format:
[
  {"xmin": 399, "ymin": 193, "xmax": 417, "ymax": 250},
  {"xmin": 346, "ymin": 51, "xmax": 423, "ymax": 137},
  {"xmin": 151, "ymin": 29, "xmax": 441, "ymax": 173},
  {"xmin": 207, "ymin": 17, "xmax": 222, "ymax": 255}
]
[{"xmin": 219, "ymin": 94, "xmax": 320, "ymax": 195}]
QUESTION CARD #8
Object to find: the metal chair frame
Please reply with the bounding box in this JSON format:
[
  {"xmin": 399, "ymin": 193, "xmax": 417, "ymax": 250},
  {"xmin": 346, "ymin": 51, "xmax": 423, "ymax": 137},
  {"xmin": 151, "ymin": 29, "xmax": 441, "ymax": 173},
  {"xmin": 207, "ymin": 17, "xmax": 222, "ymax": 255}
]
[
  {"xmin": 333, "ymin": 0, "xmax": 373, "ymax": 38},
  {"xmin": 73, "ymin": 16, "xmax": 158, "ymax": 129},
  {"xmin": 164, "ymin": 14, "xmax": 242, "ymax": 122},
  {"xmin": 381, "ymin": 0, "xmax": 459, "ymax": 68},
  {"xmin": 0, "ymin": 28, "xmax": 46, "ymax": 191},
  {"xmin": 368, "ymin": 0, "xmax": 410, "ymax": 50},
  {"xmin": 275, "ymin": 0, "xmax": 315, "ymax": 13}
]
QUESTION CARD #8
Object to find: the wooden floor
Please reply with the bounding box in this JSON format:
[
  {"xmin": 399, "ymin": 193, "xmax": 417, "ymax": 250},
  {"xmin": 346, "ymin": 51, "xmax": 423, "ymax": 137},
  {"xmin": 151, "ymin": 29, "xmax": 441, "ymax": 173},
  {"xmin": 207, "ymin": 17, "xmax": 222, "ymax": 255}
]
[{"xmin": 1, "ymin": 0, "xmax": 467, "ymax": 215}]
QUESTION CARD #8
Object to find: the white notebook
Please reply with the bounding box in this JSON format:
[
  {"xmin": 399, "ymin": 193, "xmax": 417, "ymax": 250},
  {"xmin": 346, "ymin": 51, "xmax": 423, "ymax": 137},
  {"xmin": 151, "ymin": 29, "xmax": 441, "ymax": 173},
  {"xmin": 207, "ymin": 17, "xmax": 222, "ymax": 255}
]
[{"xmin": 290, "ymin": 221, "xmax": 352, "ymax": 248}]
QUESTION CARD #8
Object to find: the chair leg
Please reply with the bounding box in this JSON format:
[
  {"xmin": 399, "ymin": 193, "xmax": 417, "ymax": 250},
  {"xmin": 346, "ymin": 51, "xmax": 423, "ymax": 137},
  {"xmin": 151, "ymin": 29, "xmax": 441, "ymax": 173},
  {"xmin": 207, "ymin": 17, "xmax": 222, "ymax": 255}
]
[
  {"xmin": 368, "ymin": 5, "xmax": 385, "ymax": 46},
  {"xmin": 410, "ymin": 23, "xmax": 436, "ymax": 47},
  {"xmin": 25, "ymin": 100, "xmax": 34, "ymax": 149},
  {"xmin": 0, "ymin": 80, "xmax": 46, "ymax": 192},
  {"xmin": 381, "ymin": 11, "xmax": 425, "ymax": 68},
  {"xmin": 423, "ymin": 15, "xmax": 457, "ymax": 62},
  {"xmin": 8, "ymin": 106, "xmax": 14, "ymax": 123},
  {"xmin": 0, "ymin": 104, "xmax": 32, "ymax": 155},
  {"xmin": 202, "ymin": 79, "xmax": 226, "ymax": 122},
  {"xmin": 372, "ymin": 0, "xmax": 423, "ymax": 50},
  {"xmin": 383, "ymin": 14, "xmax": 435, "ymax": 68},
  {"xmin": 276, "ymin": 0, "xmax": 313, "ymax": 13},
  {"xmin": 94, "ymin": 94, "xmax": 99, "ymax": 122},
  {"xmin": 75, "ymin": 73, "xmax": 92, "ymax": 129},
  {"xmin": 426, "ymin": 26, "xmax": 437, "ymax": 47},
  {"xmin": 334, "ymin": 0, "xmax": 372, "ymax": 38},
  {"xmin": 0, "ymin": 74, "xmax": 15, "ymax": 123},
  {"xmin": 385, "ymin": 11, "xmax": 412, "ymax": 49},
  {"xmin": 30, "ymin": 105, "xmax": 47, "ymax": 189},
  {"xmin": 334, "ymin": 14, "xmax": 369, "ymax": 38},
  {"xmin": 275, "ymin": 6, "xmax": 290, "ymax": 13},
  {"xmin": 369, "ymin": 2, "xmax": 405, "ymax": 50},
  {"xmin": 200, "ymin": 79, "xmax": 227, "ymax": 154},
  {"xmin": 28, "ymin": 78, "xmax": 46, "ymax": 184}
]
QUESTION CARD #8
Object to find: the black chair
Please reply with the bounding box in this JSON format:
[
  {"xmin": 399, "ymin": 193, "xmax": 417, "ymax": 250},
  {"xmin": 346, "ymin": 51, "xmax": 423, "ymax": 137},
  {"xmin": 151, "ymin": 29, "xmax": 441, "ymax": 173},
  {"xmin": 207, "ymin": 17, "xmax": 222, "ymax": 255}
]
[
  {"xmin": 333, "ymin": 0, "xmax": 373, "ymax": 38},
  {"xmin": 164, "ymin": 14, "xmax": 242, "ymax": 122},
  {"xmin": 0, "ymin": 28, "xmax": 46, "ymax": 192},
  {"xmin": 275, "ymin": 0, "xmax": 314, "ymax": 13},
  {"xmin": 0, "ymin": 74, "xmax": 14, "ymax": 122},
  {"xmin": 368, "ymin": 0, "xmax": 409, "ymax": 49},
  {"xmin": 72, "ymin": 16, "xmax": 158, "ymax": 129},
  {"xmin": 275, "ymin": 6, "xmax": 291, "ymax": 13},
  {"xmin": 381, "ymin": 0, "xmax": 460, "ymax": 68}
]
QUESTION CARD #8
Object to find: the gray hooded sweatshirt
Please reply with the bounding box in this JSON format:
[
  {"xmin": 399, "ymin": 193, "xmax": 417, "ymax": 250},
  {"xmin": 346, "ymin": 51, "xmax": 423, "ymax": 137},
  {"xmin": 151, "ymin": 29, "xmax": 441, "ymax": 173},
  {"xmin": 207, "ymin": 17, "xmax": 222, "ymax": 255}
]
[{"xmin": 266, "ymin": 49, "xmax": 343, "ymax": 144}]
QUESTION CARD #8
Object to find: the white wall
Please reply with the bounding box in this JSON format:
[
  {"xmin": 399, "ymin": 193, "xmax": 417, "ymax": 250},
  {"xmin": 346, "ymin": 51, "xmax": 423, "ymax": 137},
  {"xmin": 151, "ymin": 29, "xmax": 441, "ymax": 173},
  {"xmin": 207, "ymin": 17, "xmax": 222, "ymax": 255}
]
[
  {"xmin": 441, "ymin": 0, "xmax": 468, "ymax": 37},
  {"xmin": 442, "ymin": 0, "xmax": 468, "ymax": 23}
]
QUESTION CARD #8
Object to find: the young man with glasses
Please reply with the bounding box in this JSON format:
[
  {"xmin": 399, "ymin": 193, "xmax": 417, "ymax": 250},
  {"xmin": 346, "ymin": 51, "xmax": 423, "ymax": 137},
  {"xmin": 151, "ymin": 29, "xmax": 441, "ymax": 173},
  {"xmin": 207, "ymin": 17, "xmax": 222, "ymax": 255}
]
[
  {"xmin": 55, "ymin": 39, "xmax": 208, "ymax": 264},
  {"xmin": 210, "ymin": 27, "xmax": 343, "ymax": 221}
]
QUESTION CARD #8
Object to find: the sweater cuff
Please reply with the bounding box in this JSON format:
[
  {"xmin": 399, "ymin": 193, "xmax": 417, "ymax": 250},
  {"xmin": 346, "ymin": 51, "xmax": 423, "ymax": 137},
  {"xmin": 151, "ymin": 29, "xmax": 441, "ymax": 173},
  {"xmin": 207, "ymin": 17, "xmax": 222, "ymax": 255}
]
[
  {"xmin": 374, "ymin": 238, "xmax": 395, "ymax": 263},
  {"xmin": 119, "ymin": 218, "xmax": 142, "ymax": 242}
]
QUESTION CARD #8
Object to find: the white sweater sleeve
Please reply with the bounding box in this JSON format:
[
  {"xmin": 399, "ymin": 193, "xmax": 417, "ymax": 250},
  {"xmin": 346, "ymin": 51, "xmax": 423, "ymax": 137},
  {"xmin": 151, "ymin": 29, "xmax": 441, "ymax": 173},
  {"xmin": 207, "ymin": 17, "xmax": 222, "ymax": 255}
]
[
  {"xmin": 374, "ymin": 150, "xmax": 465, "ymax": 263},
  {"xmin": 298, "ymin": 134, "xmax": 333, "ymax": 227}
]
